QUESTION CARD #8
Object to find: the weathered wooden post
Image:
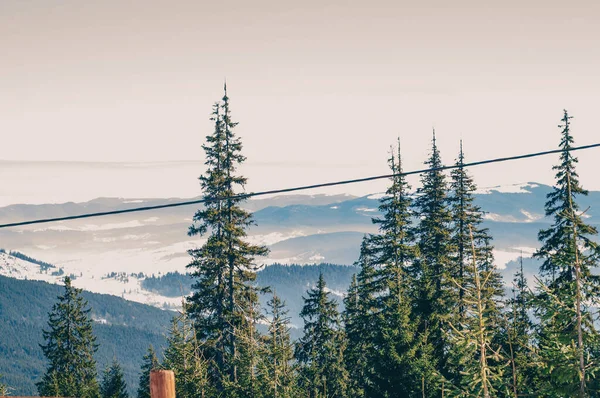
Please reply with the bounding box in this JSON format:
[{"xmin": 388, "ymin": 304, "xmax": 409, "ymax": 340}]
[{"xmin": 150, "ymin": 370, "xmax": 176, "ymax": 398}]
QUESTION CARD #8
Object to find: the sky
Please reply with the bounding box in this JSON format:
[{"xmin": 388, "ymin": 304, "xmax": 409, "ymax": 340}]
[{"xmin": 1, "ymin": 0, "xmax": 600, "ymax": 203}]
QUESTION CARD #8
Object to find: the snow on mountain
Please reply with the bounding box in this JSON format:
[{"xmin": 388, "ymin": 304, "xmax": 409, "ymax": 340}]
[
  {"xmin": 0, "ymin": 251, "xmax": 181, "ymax": 309},
  {"xmin": 476, "ymin": 182, "xmax": 540, "ymax": 194}
]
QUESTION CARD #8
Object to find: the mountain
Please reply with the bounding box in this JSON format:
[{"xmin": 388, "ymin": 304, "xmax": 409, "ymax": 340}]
[
  {"xmin": 0, "ymin": 262, "xmax": 356, "ymax": 395},
  {"xmin": 0, "ymin": 274, "xmax": 172, "ymax": 396},
  {"xmin": 0, "ymin": 182, "xmax": 599, "ymax": 311}
]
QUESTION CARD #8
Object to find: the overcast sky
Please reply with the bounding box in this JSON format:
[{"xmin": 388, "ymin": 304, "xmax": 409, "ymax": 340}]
[{"xmin": 2, "ymin": 0, "xmax": 600, "ymax": 201}]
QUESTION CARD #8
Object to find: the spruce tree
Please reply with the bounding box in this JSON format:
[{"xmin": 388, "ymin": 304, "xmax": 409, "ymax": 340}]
[
  {"xmin": 37, "ymin": 276, "xmax": 100, "ymax": 398},
  {"xmin": 100, "ymin": 359, "xmax": 129, "ymax": 398},
  {"xmin": 410, "ymin": 131, "xmax": 455, "ymax": 394},
  {"xmin": 259, "ymin": 293, "xmax": 296, "ymax": 398},
  {"xmin": 533, "ymin": 110, "xmax": 600, "ymax": 397},
  {"xmin": 296, "ymin": 273, "xmax": 348, "ymax": 398},
  {"xmin": 137, "ymin": 345, "xmax": 159, "ymax": 398},
  {"xmin": 368, "ymin": 142, "xmax": 420, "ymax": 397},
  {"xmin": 186, "ymin": 85, "xmax": 268, "ymax": 393}
]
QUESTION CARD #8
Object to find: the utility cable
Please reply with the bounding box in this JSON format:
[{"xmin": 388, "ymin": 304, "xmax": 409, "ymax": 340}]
[{"xmin": 1, "ymin": 143, "xmax": 599, "ymax": 229}]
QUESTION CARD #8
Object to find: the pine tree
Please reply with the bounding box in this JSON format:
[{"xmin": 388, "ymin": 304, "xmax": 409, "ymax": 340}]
[
  {"xmin": 365, "ymin": 142, "xmax": 426, "ymax": 397},
  {"xmin": 186, "ymin": 85, "xmax": 268, "ymax": 393},
  {"xmin": 37, "ymin": 276, "xmax": 100, "ymax": 398},
  {"xmin": 100, "ymin": 358, "xmax": 129, "ymax": 398},
  {"xmin": 259, "ymin": 293, "xmax": 296, "ymax": 398},
  {"xmin": 533, "ymin": 110, "xmax": 600, "ymax": 396},
  {"xmin": 296, "ymin": 273, "xmax": 348, "ymax": 398},
  {"xmin": 137, "ymin": 345, "xmax": 159, "ymax": 398},
  {"xmin": 410, "ymin": 131, "xmax": 455, "ymax": 394}
]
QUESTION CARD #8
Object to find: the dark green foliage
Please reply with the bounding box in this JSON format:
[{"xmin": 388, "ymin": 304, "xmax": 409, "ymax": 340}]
[
  {"xmin": 37, "ymin": 276, "xmax": 100, "ymax": 398},
  {"xmin": 139, "ymin": 264, "xmax": 357, "ymax": 329},
  {"xmin": 163, "ymin": 308, "xmax": 211, "ymax": 398},
  {"xmin": 502, "ymin": 257, "xmax": 538, "ymax": 397},
  {"xmin": 343, "ymin": 243, "xmax": 376, "ymax": 398},
  {"xmin": 137, "ymin": 345, "xmax": 159, "ymax": 398},
  {"xmin": 533, "ymin": 111, "xmax": 600, "ymax": 396},
  {"xmin": 296, "ymin": 273, "xmax": 348, "ymax": 397},
  {"xmin": 367, "ymin": 143, "xmax": 420, "ymax": 397},
  {"xmin": 259, "ymin": 293, "xmax": 297, "ymax": 398},
  {"xmin": 445, "ymin": 143, "xmax": 506, "ymax": 394},
  {"xmin": 101, "ymin": 358, "xmax": 129, "ymax": 398},
  {"xmin": 0, "ymin": 274, "xmax": 169, "ymax": 396},
  {"xmin": 410, "ymin": 132, "xmax": 455, "ymax": 393},
  {"xmin": 186, "ymin": 86, "xmax": 269, "ymax": 393}
]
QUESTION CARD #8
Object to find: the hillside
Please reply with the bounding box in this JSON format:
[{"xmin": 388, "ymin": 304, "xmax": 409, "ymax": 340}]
[{"xmin": 0, "ymin": 275, "xmax": 172, "ymax": 396}]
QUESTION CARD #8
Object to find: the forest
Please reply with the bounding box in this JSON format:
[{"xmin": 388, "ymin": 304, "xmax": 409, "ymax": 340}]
[{"xmin": 2, "ymin": 88, "xmax": 599, "ymax": 398}]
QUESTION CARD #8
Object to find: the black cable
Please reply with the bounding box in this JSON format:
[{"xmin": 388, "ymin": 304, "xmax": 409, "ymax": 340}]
[{"xmin": 1, "ymin": 143, "xmax": 599, "ymax": 229}]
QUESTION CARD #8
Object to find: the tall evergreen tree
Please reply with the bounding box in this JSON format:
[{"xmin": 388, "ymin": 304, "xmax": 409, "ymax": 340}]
[
  {"xmin": 344, "ymin": 238, "xmax": 379, "ymax": 398},
  {"xmin": 296, "ymin": 273, "xmax": 348, "ymax": 398},
  {"xmin": 259, "ymin": 293, "xmax": 296, "ymax": 398},
  {"xmin": 37, "ymin": 276, "xmax": 100, "ymax": 398},
  {"xmin": 368, "ymin": 142, "xmax": 420, "ymax": 397},
  {"xmin": 442, "ymin": 227, "xmax": 504, "ymax": 398},
  {"xmin": 137, "ymin": 345, "xmax": 159, "ymax": 398},
  {"xmin": 410, "ymin": 131, "xmax": 455, "ymax": 394},
  {"xmin": 533, "ymin": 110, "xmax": 600, "ymax": 397},
  {"xmin": 446, "ymin": 142, "xmax": 505, "ymax": 388},
  {"xmin": 186, "ymin": 85, "xmax": 268, "ymax": 393},
  {"xmin": 100, "ymin": 359, "xmax": 129, "ymax": 398}
]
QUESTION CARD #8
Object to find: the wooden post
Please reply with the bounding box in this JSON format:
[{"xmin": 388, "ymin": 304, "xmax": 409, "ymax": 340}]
[{"xmin": 150, "ymin": 370, "xmax": 176, "ymax": 398}]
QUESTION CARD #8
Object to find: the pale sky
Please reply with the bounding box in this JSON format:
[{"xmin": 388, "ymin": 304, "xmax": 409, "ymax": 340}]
[{"xmin": 2, "ymin": 0, "xmax": 600, "ymax": 201}]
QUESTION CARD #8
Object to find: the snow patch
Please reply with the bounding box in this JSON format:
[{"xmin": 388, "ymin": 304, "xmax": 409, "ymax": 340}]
[{"xmin": 477, "ymin": 182, "xmax": 539, "ymax": 195}]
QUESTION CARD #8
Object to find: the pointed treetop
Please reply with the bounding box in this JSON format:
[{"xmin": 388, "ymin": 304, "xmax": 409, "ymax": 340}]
[
  {"xmin": 222, "ymin": 79, "xmax": 228, "ymax": 101},
  {"xmin": 458, "ymin": 139, "xmax": 465, "ymax": 165},
  {"xmin": 432, "ymin": 128, "xmax": 437, "ymax": 146},
  {"xmin": 397, "ymin": 137, "xmax": 403, "ymax": 171}
]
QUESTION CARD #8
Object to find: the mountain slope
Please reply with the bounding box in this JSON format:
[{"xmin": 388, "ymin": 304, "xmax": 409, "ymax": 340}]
[{"xmin": 0, "ymin": 275, "xmax": 172, "ymax": 396}]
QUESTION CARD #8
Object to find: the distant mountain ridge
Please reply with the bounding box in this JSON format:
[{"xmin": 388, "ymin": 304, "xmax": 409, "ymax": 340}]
[{"xmin": 0, "ymin": 181, "xmax": 598, "ymax": 313}]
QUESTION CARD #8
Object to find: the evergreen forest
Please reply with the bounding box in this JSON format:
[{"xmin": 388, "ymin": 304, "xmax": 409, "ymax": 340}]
[{"xmin": 3, "ymin": 89, "xmax": 600, "ymax": 398}]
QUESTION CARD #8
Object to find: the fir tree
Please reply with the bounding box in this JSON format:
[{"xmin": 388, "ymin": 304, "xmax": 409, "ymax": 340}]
[
  {"xmin": 296, "ymin": 273, "xmax": 348, "ymax": 398},
  {"xmin": 100, "ymin": 359, "xmax": 129, "ymax": 398},
  {"xmin": 533, "ymin": 110, "xmax": 600, "ymax": 396},
  {"xmin": 186, "ymin": 85, "xmax": 268, "ymax": 392},
  {"xmin": 137, "ymin": 345, "xmax": 159, "ymax": 398},
  {"xmin": 259, "ymin": 293, "xmax": 296, "ymax": 398},
  {"xmin": 37, "ymin": 276, "xmax": 100, "ymax": 398},
  {"xmin": 410, "ymin": 131, "xmax": 455, "ymax": 394},
  {"xmin": 368, "ymin": 142, "xmax": 420, "ymax": 397}
]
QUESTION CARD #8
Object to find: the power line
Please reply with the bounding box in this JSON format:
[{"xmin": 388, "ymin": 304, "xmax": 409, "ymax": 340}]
[{"xmin": 1, "ymin": 142, "xmax": 599, "ymax": 229}]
